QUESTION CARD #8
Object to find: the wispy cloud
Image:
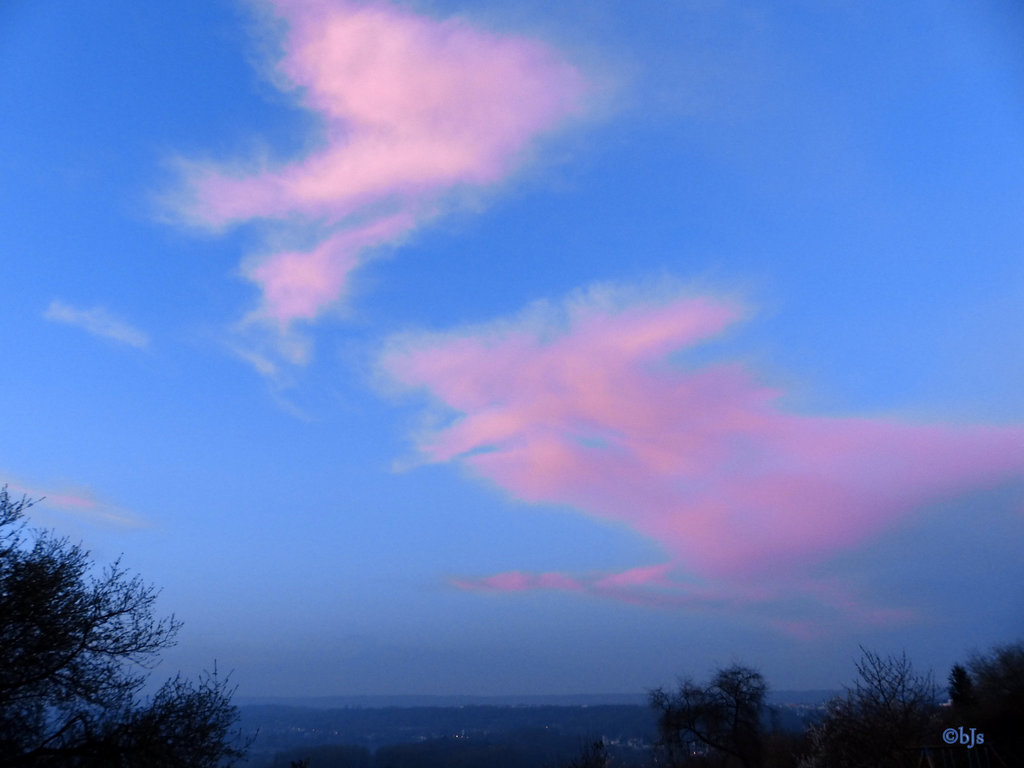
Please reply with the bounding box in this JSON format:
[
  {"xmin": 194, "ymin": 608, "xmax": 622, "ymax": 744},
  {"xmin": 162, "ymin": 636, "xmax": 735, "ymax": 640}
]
[
  {"xmin": 44, "ymin": 300, "xmax": 149, "ymax": 348},
  {"xmin": 381, "ymin": 282, "xmax": 1024, "ymax": 627},
  {"xmin": 4, "ymin": 476, "xmax": 144, "ymax": 529},
  {"xmin": 171, "ymin": 0, "xmax": 587, "ymax": 371}
]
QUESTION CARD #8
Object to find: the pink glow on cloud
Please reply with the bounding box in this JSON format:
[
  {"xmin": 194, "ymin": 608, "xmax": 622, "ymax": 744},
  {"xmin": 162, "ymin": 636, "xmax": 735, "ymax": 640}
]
[
  {"xmin": 5, "ymin": 479, "xmax": 141, "ymax": 528},
  {"xmin": 382, "ymin": 285, "xmax": 1024, "ymax": 623},
  {"xmin": 178, "ymin": 0, "xmax": 585, "ymax": 328},
  {"xmin": 245, "ymin": 212, "xmax": 415, "ymax": 323}
]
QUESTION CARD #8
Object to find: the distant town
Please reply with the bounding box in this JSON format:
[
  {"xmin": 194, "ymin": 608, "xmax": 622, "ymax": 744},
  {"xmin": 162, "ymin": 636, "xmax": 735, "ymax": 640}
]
[{"xmin": 236, "ymin": 691, "xmax": 835, "ymax": 767}]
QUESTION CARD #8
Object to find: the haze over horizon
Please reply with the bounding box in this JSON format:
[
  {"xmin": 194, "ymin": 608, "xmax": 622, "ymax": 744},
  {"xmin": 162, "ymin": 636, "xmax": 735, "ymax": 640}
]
[{"xmin": 2, "ymin": 0, "xmax": 1022, "ymax": 699}]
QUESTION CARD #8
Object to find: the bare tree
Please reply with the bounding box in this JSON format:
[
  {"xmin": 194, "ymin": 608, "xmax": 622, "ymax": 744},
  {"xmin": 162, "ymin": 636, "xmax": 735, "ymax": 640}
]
[
  {"xmin": 801, "ymin": 648, "xmax": 936, "ymax": 768},
  {"xmin": 650, "ymin": 663, "xmax": 766, "ymax": 768},
  {"xmin": 0, "ymin": 486, "xmax": 247, "ymax": 767}
]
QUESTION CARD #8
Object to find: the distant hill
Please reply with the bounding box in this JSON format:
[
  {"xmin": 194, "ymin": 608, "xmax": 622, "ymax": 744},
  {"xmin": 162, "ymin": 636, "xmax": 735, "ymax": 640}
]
[
  {"xmin": 767, "ymin": 689, "xmax": 840, "ymax": 706},
  {"xmin": 236, "ymin": 689, "xmax": 839, "ymax": 709},
  {"xmin": 236, "ymin": 693, "xmax": 648, "ymax": 708}
]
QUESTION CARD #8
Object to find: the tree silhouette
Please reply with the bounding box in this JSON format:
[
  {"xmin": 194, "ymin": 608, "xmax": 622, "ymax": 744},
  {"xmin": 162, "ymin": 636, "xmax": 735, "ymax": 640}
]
[
  {"xmin": 0, "ymin": 486, "xmax": 246, "ymax": 767},
  {"xmin": 650, "ymin": 663, "xmax": 766, "ymax": 768},
  {"xmin": 963, "ymin": 641, "xmax": 1024, "ymax": 762},
  {"xmin": 801, "ymin": 648, "xmax": 936, "ymax": 768},
  {"xmin": 947, "ymin": 664, "xmax": 975, "ymax": 709}
]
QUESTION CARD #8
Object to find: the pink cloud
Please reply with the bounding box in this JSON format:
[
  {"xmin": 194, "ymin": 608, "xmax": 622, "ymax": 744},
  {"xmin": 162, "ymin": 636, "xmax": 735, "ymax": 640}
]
[
  {"xmin": 382, "ymin": 284, "xmax": 1024, "ymax": 623},
  {"xmin": 244, "ymin": 212, "xmax": 415, "ymax": 323},
  {"xmin": 176, "ymin": 0, "xmax": 585, "ymax": 330},
  {"xmin": 4, "ymin": 479, "xmax": 142, "ymax": 528}
]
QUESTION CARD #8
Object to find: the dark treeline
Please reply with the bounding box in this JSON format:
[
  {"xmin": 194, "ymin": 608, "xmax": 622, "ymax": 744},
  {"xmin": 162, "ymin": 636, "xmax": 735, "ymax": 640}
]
[
  {"xmin": 646, "ymin": 643, "xmax": 1024, "ymax": 767},
  {"xmin": 250, "ymin": 640, "xmax": 1024, "ymax": 768}
]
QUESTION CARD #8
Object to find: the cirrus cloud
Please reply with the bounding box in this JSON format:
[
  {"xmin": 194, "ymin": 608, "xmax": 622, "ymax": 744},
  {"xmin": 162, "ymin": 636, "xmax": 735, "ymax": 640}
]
[
  {"xmin": 44, "ymin": 300, "xmax": 149, "ymax": 349},
  {"xmin": 3, "ymin": 475, "xmax": 143, "ymax": 529},
  {"xmin": 381, "ymin": 283, "xmax": 1024, "ymax": 627}
]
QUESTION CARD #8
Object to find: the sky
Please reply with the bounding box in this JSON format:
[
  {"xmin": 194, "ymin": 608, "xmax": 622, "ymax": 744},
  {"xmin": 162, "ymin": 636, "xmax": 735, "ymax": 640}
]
[{"xmin": 2, "ymin": 0, "xmax": 1023, "ymax": 698}]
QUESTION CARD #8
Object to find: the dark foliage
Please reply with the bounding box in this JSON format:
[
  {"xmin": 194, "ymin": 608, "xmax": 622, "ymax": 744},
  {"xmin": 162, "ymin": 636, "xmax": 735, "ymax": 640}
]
[
  {"xmin": 0, "ymin": 486, "xmax": 246, "ymax": 767},
  {"xmin": 947, "ymin": 664, "xmax": 976, "ymax": 709},
  {"xmin": 650, "ymin": 663, "xmax": 766, "ymax": 768},
  {"xmin": 944, "ymin": 642, "xmax": 1024, "ymax": 763}
]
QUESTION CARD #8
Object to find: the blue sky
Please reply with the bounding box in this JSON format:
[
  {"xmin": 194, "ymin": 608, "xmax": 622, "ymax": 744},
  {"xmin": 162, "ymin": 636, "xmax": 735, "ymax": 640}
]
[{"xmin": 1, "ymin": 0, "xmax": 1022, "ymax": 697}]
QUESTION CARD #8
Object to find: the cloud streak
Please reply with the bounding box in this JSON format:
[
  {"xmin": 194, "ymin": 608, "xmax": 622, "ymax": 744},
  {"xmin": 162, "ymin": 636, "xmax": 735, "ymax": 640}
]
[
  {"xmin": 4, "ymin": 476, "xmax": 143, "ymax": 529},
  {"xmin": 173, "ymin": 0, "xmax": 585, "ymax": 360},
  {"xmin": 381, "ymin": 283, "xmax": 1024, "ymax": 625},
  {"xmin": 44, "ymin": 300, "xmax": 149, "ymax": 348}
]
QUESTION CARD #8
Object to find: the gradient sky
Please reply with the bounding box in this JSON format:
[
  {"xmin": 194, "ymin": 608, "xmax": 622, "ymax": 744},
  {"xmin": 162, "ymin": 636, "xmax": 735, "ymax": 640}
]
[{"xmin": 2, "ymin": 0, "xmax": 1023, "ymax": 698}]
